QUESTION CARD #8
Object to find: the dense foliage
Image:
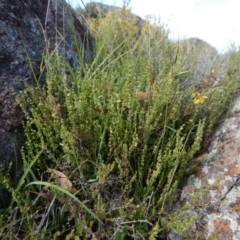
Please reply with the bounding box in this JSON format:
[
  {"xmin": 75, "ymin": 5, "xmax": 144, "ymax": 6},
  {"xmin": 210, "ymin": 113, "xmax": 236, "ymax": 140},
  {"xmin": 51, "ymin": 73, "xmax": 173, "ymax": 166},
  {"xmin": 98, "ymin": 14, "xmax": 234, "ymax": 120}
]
[{"xmin": 0, "ymin": 5, "xmax": 240, "ymax": 239}]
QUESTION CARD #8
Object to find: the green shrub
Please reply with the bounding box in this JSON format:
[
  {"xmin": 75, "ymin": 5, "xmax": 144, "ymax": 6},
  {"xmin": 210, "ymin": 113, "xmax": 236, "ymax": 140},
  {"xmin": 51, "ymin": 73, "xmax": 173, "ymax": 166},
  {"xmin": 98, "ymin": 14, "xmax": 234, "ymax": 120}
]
[{"xmin": 0, "ymin": 6, "xmax": 239, "ymax": 239}]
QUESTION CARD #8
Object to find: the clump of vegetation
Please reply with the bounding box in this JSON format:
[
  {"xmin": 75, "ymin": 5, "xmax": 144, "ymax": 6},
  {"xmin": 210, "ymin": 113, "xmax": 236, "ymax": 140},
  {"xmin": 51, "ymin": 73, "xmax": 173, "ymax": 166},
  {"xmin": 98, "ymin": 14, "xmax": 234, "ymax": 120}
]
[{"xmin": 0, "ymin": 3, "xmax": 240, "ymax": 239}]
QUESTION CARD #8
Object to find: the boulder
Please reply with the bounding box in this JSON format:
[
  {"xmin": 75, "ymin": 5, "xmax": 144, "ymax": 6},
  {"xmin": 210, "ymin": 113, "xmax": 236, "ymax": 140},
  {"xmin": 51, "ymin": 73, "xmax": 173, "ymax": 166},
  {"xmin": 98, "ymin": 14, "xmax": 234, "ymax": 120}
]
[
  {"xmin": 85, "ymin": 1, "xmax": 119, "ymax": 18},
  {"xmin": 176, "ymin": 38, "xmax": 223, "ymax": 90},
  {"xmin": 84, "ymin": 1, "xmax": 144, "ymax": 26},
  {"xmin": 175, "ymin": 95, "xmax": 240, "ymax": 239},
  {"xmin": 0, "ymin": 0, "xmax": 95, "ymax": 166},
  {"xmin": 181, "ymin": 37, "xmax": 218, "ymax": 54}
]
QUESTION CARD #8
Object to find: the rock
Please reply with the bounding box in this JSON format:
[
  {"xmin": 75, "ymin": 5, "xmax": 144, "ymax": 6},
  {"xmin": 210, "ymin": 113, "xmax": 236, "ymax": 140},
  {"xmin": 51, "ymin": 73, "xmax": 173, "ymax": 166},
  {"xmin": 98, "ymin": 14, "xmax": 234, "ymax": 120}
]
[
  {"xmin": 0, "ymin": 0, "xmax": 95, "ymax": 166},
  {"xmin": 85, "ymin": 1, "xmax": 119, "ymax": 18},
  {"xmin": 175, "ymin": 95, "xmax": 240, "ymax": 239},
  {"xmin": 168, "ymin": 229, "xmax": 185, "ymax": 240},
  {"xmin": 84, "ymin": 1, "xmax": 144, "ymax": 26},
  {"xmin": 176, "ymin": 38, "xmax": 223, "ymax": 90},
  {"xmin": 181, "ymin": 37, "xmax": 218, "ymax": 55}
]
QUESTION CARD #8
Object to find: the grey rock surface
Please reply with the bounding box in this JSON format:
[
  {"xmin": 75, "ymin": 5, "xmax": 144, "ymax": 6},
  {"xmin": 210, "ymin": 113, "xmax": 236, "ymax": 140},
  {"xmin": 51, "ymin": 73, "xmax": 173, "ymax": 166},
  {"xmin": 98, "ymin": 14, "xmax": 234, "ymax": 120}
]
[
  {"xmin": 0, "ymin": 0, "xmax": 95, "ymax": 166},
  {"xmin": 85, "ymin": 1, "xmax": 120, "ymax": 18},
  {"xmin": 181, "ymin": 37, "xmax": 218, "ymax": 54},
  {"xmin": 176, "ymin": 37, "xmax": 226, "ymax": 92},
  {"xmin": 175, "ymin": 95, "xmax": 240, "ymax": 239},
  {"xmin": 84, "ymin": 1, "xmax": 144, "ymax": 26}
]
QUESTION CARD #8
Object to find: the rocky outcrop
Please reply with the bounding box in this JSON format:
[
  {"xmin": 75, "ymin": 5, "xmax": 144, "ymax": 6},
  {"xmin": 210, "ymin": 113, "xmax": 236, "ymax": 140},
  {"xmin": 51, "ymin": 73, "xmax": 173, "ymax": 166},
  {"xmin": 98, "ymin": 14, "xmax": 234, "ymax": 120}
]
[
  {"xmin": 85, "ymin": 1, "xmax": 120, "ymax": 18},
  {"xmin": 175, "ymin": 95, "xmax": 240, "ymax": 239},
  {"xmin": 0, "ymin": 0, "xmax": 95, "ymax": 166},
  {"xmin": 181, "ymin": 37, "xmax": 218, "ymax": 55},
  {"xmin": 176, "ymin": 38, "xmax": 224, "ymax": 90},
  {"xmin": 84, "ymin": 1, "xmax": 144, "ymax": 26}
]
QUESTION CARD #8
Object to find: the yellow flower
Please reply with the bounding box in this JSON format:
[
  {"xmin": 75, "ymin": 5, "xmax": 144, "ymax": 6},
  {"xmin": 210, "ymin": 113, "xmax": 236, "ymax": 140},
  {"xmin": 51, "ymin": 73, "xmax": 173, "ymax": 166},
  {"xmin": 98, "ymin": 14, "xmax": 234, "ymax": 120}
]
[
  {"xmin": 202, "ymin": 78, "xmax": 209, "ymax": 85},
  {"xmin": 192, "ymin": 92, "xmax": 208, "ymax": 104}
]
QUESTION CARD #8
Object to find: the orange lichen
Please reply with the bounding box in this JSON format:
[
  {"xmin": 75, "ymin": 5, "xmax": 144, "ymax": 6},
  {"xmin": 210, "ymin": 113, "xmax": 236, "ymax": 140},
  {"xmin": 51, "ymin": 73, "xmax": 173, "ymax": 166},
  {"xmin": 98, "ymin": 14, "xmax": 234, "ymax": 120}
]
[
  {"xmin": 226, "ymin": 161, "xmax": 240, "ymax": 176},
  {"xmin": 186, "ymin": 185, "xmax": 194, "ymax": 194},
  {"xmin": 213, "ymin": 219, "xmax": 232, "ymax": 235}
]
